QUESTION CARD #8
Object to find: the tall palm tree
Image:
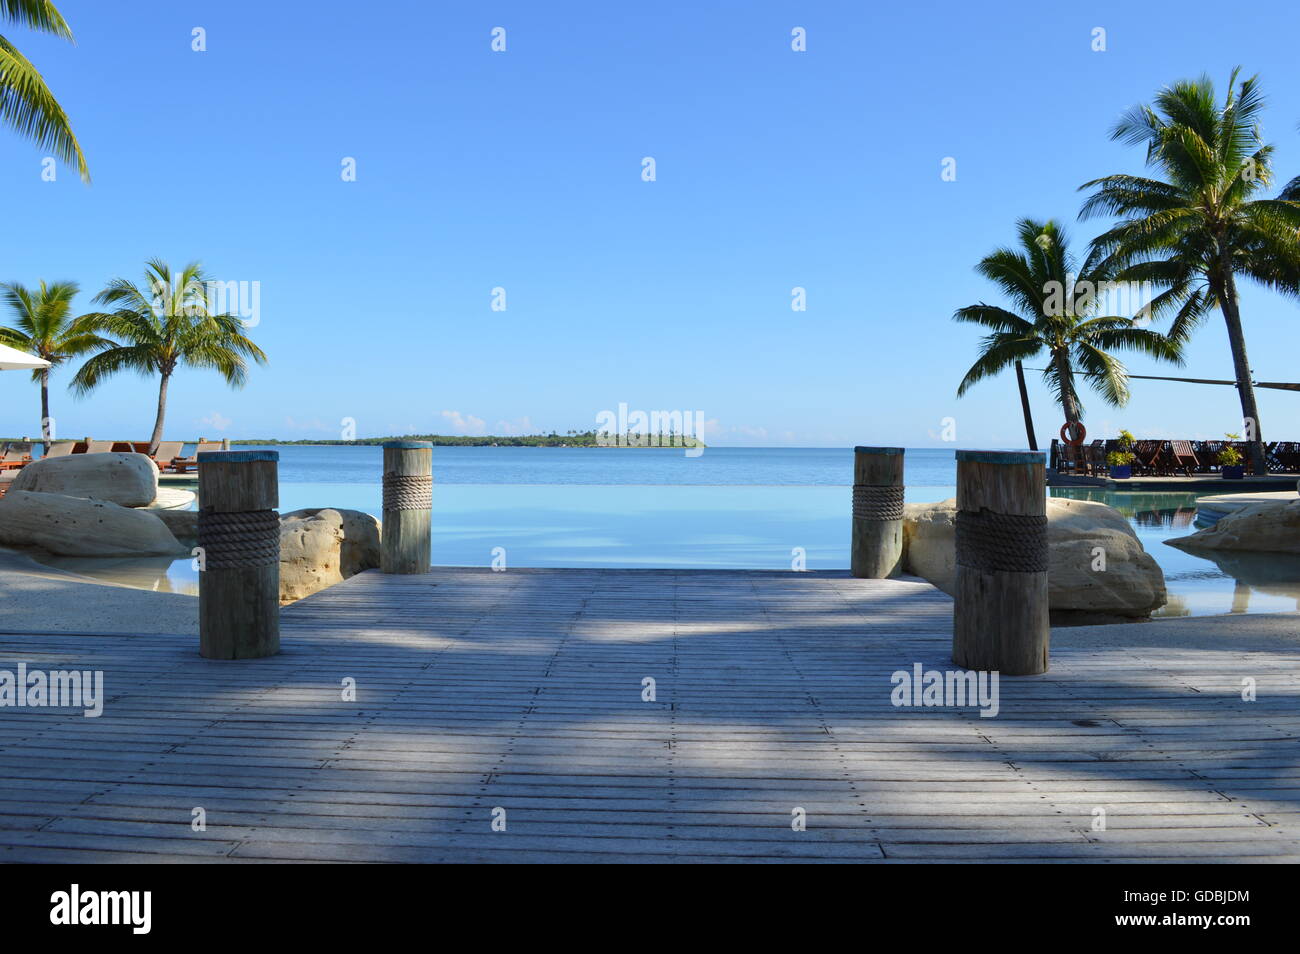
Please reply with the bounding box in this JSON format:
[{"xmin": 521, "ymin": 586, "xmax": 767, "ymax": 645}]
[
  {"xmin": 1, "ymin": 0, "xmax": 88, "ymax": 181},
  {"xmin": 954, "ymin": 219, "xmax": 1183, "ymax": 438},
  {"xmin": 0, "ymin": 279, "xmax": 107, "ymax": 450},
  {"xmin": 70, "ymin": 259, "xmax": 268, "ymax": 454},
  {"xmin": 1079, "ymin": 69, "xmax": 1300, "ymax": 475}
]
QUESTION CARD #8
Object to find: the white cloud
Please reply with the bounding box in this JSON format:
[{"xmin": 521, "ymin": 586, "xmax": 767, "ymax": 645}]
[
  {"xmin": 440, "ymin": 410, "xmax": 487, "ymax": 435},
  {"xmin": 494, "ymin": 416, "xmax": 534, "ymax": 436},
  {"xmin": 200, "ymin": 411, "xmax": 232, "ymax": 432}
]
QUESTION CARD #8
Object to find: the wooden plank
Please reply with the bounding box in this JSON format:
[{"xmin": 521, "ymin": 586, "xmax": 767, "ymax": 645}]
[{"xmin": 0, "ymin": 567, "xmax": 1297, "ymax": 863}]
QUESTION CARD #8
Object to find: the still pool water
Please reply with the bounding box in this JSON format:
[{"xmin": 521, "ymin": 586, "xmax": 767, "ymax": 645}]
[{"xmin": 33, "ymin": 446, "xmax": 1300, "ymax": 616}]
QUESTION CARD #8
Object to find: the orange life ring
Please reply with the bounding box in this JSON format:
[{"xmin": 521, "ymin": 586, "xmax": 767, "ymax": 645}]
[{"xmin": 1059, "ymin": 421, "xmax": 1086, "ymax": 446}]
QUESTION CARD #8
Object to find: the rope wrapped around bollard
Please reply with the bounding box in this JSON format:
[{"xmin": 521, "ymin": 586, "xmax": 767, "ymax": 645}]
[
  {"xmin": 852, "ymin": 484, "xmax": 905, "ymax": 522},
  {"xmin": 197, "ymin": 509, "xmax": 280, "ymax": 570},
  {"xmin": 383, "ymin": 473, "xmax": 433, "ymax": 512},
  {"xmin": 955, "ymin": 510, "xmax": 1048, "ymax": 573}
]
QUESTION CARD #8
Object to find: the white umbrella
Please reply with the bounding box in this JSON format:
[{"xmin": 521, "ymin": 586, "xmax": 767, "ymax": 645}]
[{"xmin": 0, "ymin": 342, "xmax": 50, "ymax": 370}]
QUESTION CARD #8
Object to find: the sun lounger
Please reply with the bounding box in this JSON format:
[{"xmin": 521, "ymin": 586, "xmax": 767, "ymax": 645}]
[
  {"xmin": 41, "ymin": 441, "xmax": 76, "ymax": 458},
  {"xmin": 83, "ymin": 439, "xmax": 114, "ymax": 454},
  {"xmin": 151, "ymin": 441, "xmax": 185, "ymax": 471},
  {"xmin": 169, "ymin": 440, "xmax": 224, "ymax": 474},
  {"xmin": 1132, "ymin": 440, "xmax": 1163, "ymax": 475},
  {"xmin": 1169, "ymin": 440, "xmax": 1199, "ymax": 476},
  {"xmin": 0, "ymin": 441, "xmax": 34, "ymax": 471}
]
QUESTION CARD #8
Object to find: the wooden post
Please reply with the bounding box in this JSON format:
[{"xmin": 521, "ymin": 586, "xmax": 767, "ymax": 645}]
[
  {"xmin": 381, "ymin": 440, "xmax": 432, "ymax": 574},
  {"xmin": 197, "ymin": 450, "xmax": 280, "ymax": 659},
  {"xmin": 851, "ymin": 446, "xmax": 905, "ymax": 578},
  {"xmin": 953, "ymin": 450, "xmax": 1049, "ymax": 675}
]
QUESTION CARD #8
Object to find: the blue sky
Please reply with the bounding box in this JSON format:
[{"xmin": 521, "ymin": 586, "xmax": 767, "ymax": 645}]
[{"xmin": 2, "ymin": 0, "xmax": 1298, "ymax": 448}]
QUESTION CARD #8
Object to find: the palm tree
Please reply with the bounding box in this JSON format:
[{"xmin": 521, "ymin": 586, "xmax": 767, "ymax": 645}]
[
  {"xmin": 1, "ymin": 0, "xmax": 88, "ymax": 181},
  {"xmin": 70, "ymin": 259, "xmax": 268, "ymax": 454},
  {"xmin": 0, "ymin": 279, "xmax": 107, "ymax": 450},
  {"xmin": 1079, "ymin": 69, "xmax": 1300, "ymax": 475},
  {"xmin": 954, "ymin": 219, "xmax": 1183, "ymax": 439}
]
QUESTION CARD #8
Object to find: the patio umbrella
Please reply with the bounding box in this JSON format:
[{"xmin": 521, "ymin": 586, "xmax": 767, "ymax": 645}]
[{"xmin": 0, "ymin": 342, "xmax": 50, "ymax": 370}]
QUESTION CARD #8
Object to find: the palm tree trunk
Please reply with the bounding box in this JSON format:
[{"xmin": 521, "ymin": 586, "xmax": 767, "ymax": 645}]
[
  {"xmin": 39, "ymin": 370, "xmax": 51, "ymax": 454},
  {"xmin": 1052, "ymin": 350, "xmax": 1082, "ymax": 427},
  {"xmin": 1219, "ymin": 271, "xmax": 1266, "ymax": 475},
  {"xmin": 149, "ymin": 372, "xmax": 170, "ymax": 457},
  {"xmin": 1014, "ymin": 360, "xmax": 1037, "ymax": 450}
]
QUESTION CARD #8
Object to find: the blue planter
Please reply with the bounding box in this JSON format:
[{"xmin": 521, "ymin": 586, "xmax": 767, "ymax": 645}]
[
  {"xmin": 1110, "ymin": 465, "xmax": 1132, "ymax": 479},
  {"xmin": 1222, "ymin": 465, "xmax": 1245, "ymax": 480}
]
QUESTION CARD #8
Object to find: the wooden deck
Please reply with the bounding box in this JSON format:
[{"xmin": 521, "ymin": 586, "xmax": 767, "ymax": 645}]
[{"xmin": 1, "ymin": 568, "xmax": 1298, "ymax": 863}]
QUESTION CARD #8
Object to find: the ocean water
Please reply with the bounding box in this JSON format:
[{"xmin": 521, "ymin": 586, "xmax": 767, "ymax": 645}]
[{"xmin": 37, "ymin": 445, "xmax": 1300, "ymax": 616}]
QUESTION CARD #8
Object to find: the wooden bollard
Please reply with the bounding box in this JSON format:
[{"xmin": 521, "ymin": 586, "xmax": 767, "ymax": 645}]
[
  {"xmin": 952, "ymin": 450, "xmax": 1049, "ymax": 676},
  {"xmin": 851, "ymin": 446, "xmax": 905, "ymax": 578},
  {"xmin": 197, "ymin": 450, "xmax": 280, "ymax": 659},
  {"xmin": 381, "ymin": 440, "xmax": 432, "ymax": 574}
]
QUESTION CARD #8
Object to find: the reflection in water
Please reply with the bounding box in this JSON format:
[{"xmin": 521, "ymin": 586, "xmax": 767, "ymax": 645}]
[
  {"xmin": 20, "ymin": 485, "xmax": 1300, "ymax": 618},
  {"xmin": 33, "ymin": 553, "xmax": 200, "ymax": 596},
  {"xmin": 1052, "ymin": 487, "xmax": 1300, "ymax": 617}
]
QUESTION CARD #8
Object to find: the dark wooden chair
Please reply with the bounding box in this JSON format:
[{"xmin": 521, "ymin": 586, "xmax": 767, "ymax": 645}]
[
  {"xmin": 1169, "ymin": 440, "xmax": 1199, "ymax": 476},
  {"xmin": 1132, "ymin": 440, "xmax": 1163, "ymax": 475}
]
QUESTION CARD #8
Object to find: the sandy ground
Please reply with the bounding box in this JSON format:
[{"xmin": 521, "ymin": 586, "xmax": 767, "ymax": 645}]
[
  {"xmin": 0, "ymin": 547, "xmax": 198, "ymax": 635},
  {"xmin": 1, "ymin": 552, "xmax": 1297, "ymax": 650},
  {"xmin": 1052, "ymin": 609, "xmax": 1300, "ymax": 650}
]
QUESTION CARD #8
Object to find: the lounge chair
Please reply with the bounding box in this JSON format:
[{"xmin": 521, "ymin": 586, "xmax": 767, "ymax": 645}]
[
  {"xmin": 0, "ymin": 441, "xmax": 34, "ymax": 471},
  {"xmin": 1132, "ymin": 440, "xmax": 1164, "ymax": 476},
  {"xmin": 169, "ymin": 440, "xmax": 223, "ymax": 474},
  {"xmin": 151, "ymin": 441, "xmax": 185, "ymax": 471},
  {"xmin": 1169, "ymin": 440, "xmax": 1199, "ymax": 477},
  {"xmin": 42, "ymin": 441, "xmax": 76, "ymax": 459},
  {"xmin": 83, "ymin": 439, "xmax": 114, "ymax": 454}
]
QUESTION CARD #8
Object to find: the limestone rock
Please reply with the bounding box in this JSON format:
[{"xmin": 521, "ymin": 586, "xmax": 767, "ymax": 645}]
[
  {"xmin": 154, "ymin": 509, "xmax": 199, "ymax": 544},
  {"xmin": 0, "ymin": 490, "xmax": 185, "ymax": 557},
  {"xmin": 11, "ymin": 452, "xmax": 157, "ymax": 507},
  {"xmin": 279, "ymin": 508, "xmax": 382, "ymax": 603},
  {"xmin": 1166, "ymin": 498, "xmax": 1300, "ymax": 555},
  {"xmin": 902, "ymin": 497, "xmax": 1166, "ymax": 619}
]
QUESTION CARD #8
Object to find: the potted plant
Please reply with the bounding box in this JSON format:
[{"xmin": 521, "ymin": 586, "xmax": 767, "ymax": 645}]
[
  {"xmin": 1106, "ymin": 449, "xmax": 1135, "ymax": 479},
  {"xmin": 1107, "ymin": 429, "xmax": 1137, "ymax": 478},
  {"xmin": 1218, "ymin": 444, "xmax": 1245, "ymax": 480}
]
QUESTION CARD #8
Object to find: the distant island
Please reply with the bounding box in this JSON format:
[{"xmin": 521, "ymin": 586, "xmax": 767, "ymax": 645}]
[{"xmin": 231, "ymin": 430, "xmax": 704, "ymax": 449}]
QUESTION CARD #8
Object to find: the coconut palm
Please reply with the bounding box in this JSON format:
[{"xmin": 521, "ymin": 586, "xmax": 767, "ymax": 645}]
[
  {"xmin": 1079, "ymin": 69, "xmax": 1300, "ymax": 474},
  {"xmin": 70, "ymin": 259, "xmax": 267, "ymax": 454},
  {"xmin": 1, "ymin": 0, "xmax": 88, "ymax": 181},
  {"xmin": 954, "ymin": 219, "xmax": 1183, "ymax": 439},
  {"xmin": 0, "ymin": 279, "xmax": 107, "ymax": 450}
]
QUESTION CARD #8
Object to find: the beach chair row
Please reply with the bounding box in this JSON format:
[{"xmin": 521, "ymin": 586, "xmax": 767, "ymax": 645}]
[
  {"xmin": 1052, "ymin": 439, "xmax": 1300, "ymax": 477},
  {"xmin": 0, "ymin": 438, "xmax": 226, "ymax": 475}
]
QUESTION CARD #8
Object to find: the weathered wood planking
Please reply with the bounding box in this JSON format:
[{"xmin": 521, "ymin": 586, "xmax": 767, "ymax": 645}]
[{"xmin": 0, "ymin": 568, "xmax": 1297, "ymax": 863}]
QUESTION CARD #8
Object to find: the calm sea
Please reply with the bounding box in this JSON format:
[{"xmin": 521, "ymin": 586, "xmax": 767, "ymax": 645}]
[{"xmin": 36, "ymin": 445, "xmax": 1300, "ymax": 616}]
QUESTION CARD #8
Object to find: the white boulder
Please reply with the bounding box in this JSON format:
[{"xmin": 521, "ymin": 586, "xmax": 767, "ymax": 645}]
[
  {"xmin": 279, "ymin": 508, "xmax": 381, "ymax": 603},
  {"xmin": 1167, "ymin": 498, "xmax": 1300, "ymax": 555},
  {"xmin": 0, "ymin": 490, "xmax": 185, "ymax": 557},
  {"xmin": 903, "ymin": 497, "xmax": 1167, "ymax": 619},
  {"xmin": 11, "ymin": 452, "xmax": 158, "ymax": 507}
]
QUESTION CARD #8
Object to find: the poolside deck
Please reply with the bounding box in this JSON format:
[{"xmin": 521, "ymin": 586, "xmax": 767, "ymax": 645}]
[{"xmin": 1, "ymin": 568, "xmax": 1298, "ymax": 863}]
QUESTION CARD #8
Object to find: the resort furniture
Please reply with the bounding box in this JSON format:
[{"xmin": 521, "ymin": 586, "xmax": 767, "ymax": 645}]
[
  {"xmin": 1132, "ymin": 440, "xmax": 1164, "ymax": 476},
  {"xmin": 42, "ymin": 441, "xmax": 77, "ymax": 458},
  {"xmin": 83, "ymin": 439, "xmax": 115, "ymax": 454},
  {"xmin": 1169, "ymin": 440, "xmax": 1199, "ymax": 476},
  {"xmin": 0, "ymin": 441, "xmax": 33, "ymax": 471},
  {"xmin": 151, "ymin": 441, "xmax": 186, "ymax": 471},
  {"xmin": 169, "ymin": 440, "xmax": 224, "ymax": 474}
]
